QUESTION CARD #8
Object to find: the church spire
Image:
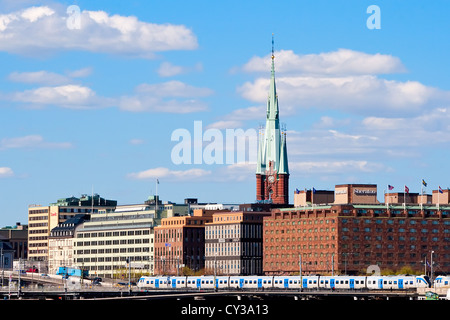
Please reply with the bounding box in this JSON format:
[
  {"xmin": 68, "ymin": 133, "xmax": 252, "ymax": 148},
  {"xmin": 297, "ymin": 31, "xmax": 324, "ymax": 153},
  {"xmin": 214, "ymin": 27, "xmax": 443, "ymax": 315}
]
[{"xmin": 256, "ymin": 34, "xmax": 289, "ymax": 205}]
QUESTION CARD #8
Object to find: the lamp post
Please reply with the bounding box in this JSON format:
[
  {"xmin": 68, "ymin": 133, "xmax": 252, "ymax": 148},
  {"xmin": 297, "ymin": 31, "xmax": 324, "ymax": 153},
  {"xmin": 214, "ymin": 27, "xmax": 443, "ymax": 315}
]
[
  {"xmin": 299, "ymin": 254, "xmax": 302, "ymax": 291},
  {"xmin": 430, "ymin": 251, "xmax": 434, "ymax": 285}
]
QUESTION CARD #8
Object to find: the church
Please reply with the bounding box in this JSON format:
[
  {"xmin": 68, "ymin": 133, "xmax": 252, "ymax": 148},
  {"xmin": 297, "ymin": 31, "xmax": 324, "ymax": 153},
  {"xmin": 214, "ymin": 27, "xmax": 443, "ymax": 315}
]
[{"xmin": 256, "ymin": 38, "xmax": 289, "ymax": 205}]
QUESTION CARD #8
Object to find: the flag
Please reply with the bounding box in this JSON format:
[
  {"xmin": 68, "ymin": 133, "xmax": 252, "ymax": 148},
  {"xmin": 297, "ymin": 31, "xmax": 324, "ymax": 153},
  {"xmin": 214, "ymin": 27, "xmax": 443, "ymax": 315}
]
[
  {"xmin": 404, "ymin": 185, "xmax": 409, "ymax": 193},
  {"xmin": 157, "ymin": 179, "xmax": 159, "ymax": 184},
  {"xmin": 439, "ymin": 186, "xmax": 444, "ymax": 194},
  {"xmin": 295, "ymin": 188, "xmax": 300, "ymax": 194},
  {"xmin": 312, "ymin": 187, "xmax": 316, "ymax": 194},
  {"xmin": 422, "ymin": 179, "xmax": 427, "ymax": 187},
  {"xmin": 388, "ymin": 185, "xmax": 394, "ymax": 190}
]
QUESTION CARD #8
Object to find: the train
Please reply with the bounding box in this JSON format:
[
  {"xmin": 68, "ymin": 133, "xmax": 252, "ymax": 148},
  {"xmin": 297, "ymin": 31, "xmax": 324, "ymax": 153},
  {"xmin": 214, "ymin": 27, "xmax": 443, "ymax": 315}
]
[
  {"xmin": 137, "ymin": 274, "xmax": 432, "ymax": 291},
  {"xmin": 434, "ymin": 275, "xmax": 450, "ymax": 289},
  {"xmin": 56, "ymin": 267, "xmax": 89, "ymax": 278}
]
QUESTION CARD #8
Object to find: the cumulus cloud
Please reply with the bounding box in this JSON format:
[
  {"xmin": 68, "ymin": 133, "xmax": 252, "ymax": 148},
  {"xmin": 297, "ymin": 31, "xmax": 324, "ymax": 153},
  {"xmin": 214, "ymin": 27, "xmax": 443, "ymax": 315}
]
[
  {"xmin": 238, "ymin": 49, "xmax": 450, "ymax": 117},
  {"xmin": 127, "ymin": 167, "xmax": 212, "ymax": 181},
  {"xmin": 290, "ymin": 160, "xmax": 386, "ymax": 174},
  {"xmin": 0, "ymin": 135, "xmax": 73, "ymax": 150},
  {"xmin": 10, "ymin": 84, "xmax": 113, "ymax": 109},
  {"xmin": 0, "ymin": 167, "xmax": 14, "ymax": 178},
  {"xmin": 242, "ymin": 49, "xmax": 406, "ymax": 75},
  {"xmin": 239, "ymin": 74, "xmax": 446, "ymax": 116},
  {"xmin": 0, "ymin": 5, "xmax": 197, "ymax": 57},
  {"xmin": 158, "ymin": 61, "xmax": 203, "ymax": 77},
  {"xmin": 119, "ymin": 80, "xmax": 212, "ymax": 113}
]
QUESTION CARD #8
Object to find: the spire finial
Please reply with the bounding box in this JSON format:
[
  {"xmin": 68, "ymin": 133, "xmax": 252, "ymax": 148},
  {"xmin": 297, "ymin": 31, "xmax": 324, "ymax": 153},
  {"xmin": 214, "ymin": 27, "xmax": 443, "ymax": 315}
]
[{"xmin": 271, "ymin": 33, "xmax": 274, "ymax": 60}]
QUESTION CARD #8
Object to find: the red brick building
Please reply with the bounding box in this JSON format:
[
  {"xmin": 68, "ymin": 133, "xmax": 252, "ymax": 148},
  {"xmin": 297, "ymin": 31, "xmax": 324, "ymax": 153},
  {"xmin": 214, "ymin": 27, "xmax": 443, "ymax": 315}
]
[
  {"xmin": 154, "ymin": 209, "xmax": 213, "ymax": 275},
  {"xmin": 263, "ymin": 204, "xmax": 450, "ymax": 275}
]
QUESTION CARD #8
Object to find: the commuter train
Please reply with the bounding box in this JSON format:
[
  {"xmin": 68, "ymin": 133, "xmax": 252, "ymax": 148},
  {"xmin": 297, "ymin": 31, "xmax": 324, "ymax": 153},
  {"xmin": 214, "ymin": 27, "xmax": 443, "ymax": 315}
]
[
  {"xmin": 137, "ymin": 274, "xmax": 431, "ymax": 291},
  {"xmin": 434, "ymin": 275, "xmax": 450, "ymax": 289}
]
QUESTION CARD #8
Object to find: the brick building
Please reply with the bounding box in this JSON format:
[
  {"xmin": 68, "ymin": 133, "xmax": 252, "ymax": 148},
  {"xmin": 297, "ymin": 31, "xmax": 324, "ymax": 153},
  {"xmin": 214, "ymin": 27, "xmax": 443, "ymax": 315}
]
[
  {"xmin": 263, "ymin": 203, "xmax": 450, "ymax": 275},
  {"xmin": 153, "ymin": 209, "xmax": 215, "ymax": 275}
]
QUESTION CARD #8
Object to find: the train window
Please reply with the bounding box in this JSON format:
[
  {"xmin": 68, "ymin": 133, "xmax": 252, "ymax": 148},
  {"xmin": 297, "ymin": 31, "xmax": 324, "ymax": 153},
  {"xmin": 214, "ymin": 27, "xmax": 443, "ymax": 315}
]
[{"xmin": 345, "ymin": 281, "xmax": 348, "ymax": 284}]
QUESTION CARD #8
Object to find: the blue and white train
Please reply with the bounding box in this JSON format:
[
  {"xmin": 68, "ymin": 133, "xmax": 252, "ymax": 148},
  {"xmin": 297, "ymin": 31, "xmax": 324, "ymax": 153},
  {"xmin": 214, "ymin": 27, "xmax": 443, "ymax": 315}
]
[
  {"xmin": 434, "ymin": 275, "xmax": 450, "ymax": 289},
  {"xmin": 137, "ymin": 274, "xmax": 431, "ymax": 291}
]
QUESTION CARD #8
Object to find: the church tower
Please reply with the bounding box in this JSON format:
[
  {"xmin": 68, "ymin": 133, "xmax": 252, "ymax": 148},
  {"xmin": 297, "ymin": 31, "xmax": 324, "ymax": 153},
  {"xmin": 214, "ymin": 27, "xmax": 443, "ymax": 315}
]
[{"xmin": 256, "ymin": 36, "xmax": 289, "ymax": 205}]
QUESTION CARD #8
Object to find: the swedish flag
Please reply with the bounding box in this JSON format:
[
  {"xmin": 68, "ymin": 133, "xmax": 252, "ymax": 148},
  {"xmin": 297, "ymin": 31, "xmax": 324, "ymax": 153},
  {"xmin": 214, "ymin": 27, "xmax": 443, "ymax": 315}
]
[{"xmin": 422, "ymin": 179, "xmax": 427, "ymax": 187}]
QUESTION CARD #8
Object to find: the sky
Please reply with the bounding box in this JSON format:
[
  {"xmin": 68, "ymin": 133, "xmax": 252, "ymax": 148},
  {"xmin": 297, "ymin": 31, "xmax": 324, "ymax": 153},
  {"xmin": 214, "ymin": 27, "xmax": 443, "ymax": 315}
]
[{"xmin": 1, "ymin": 0, "xmax": 450, "ymax": 226}]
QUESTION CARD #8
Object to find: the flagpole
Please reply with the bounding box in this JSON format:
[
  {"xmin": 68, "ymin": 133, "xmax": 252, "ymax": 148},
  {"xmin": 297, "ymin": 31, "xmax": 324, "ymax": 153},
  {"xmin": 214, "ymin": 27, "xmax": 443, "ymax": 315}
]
[
  {"xmin": 420, "ymin": 182, "xmax": 423, "ymax": 211},
  {"xmin": 155, "ymin": 178, "xmax": 159, "ymax": 213},
  {"xmin": 438, "ymin": 186, "xmax": 440, "ymax": 211},
  {"xmin": 403, "ymin": 185, "xmax": 406, "ymax": 212},
  {"xmin": 386, "ymin": 184, "xmax": 388, "ymax": 209}
]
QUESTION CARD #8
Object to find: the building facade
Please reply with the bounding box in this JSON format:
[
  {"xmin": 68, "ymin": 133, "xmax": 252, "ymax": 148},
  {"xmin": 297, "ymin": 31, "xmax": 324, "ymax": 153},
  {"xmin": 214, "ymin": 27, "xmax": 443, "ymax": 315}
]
[
  {"xmin": 0, "ymin": 223, "xmax": 28, "ymax": 262},
  {"xmin": 263, "ymin": 203, "xmax": 450, "ymax": 275},
  {"xmin": 205, "ymin": 211, "xmax": 270, "ymax": 275},
  {"xmin": 153, "ymin": 209, "xmax": 214, "ymax": 275},
  {"xmin": 256, "ymin": 39, "xmax": 289, "ymax": 205},
  {"xmin": 74, "ymin": 204, "xmax": 158, "ymax": 279},
  {"xmin": 48, "ymin": 214, "xmax": 87, "ymax": 275},
  {"xmin": 28, "ymin": 194, "xmax": 117, "ymax": 264}
]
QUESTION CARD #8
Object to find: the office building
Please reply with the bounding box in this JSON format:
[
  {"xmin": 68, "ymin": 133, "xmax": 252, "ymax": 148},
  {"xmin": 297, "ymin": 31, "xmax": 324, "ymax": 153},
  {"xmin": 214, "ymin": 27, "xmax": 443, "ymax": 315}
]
[
  {"xmin": 205, "ymin": 210, "xmax": 270, "ymax": 275},
  {"xmin": 27, "ymin": 194, "xmax": 117, "ymax": 265}
]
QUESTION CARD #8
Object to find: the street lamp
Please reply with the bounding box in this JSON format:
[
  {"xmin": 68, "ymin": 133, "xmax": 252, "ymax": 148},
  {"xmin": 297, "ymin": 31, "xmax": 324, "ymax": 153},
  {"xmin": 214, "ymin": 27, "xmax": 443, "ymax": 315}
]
[{"xmin": 430, "ymin": 251, "xmax": 434, "ymax": 285}]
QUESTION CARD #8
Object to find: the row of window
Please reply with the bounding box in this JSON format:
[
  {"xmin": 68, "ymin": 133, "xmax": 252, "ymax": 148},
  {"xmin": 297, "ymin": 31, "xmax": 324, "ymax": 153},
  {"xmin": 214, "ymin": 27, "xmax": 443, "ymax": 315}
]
[
  {"xmin": 77, "ymin": 230, "xmax": 150, "ymax": 238},
  {"xmin": 342, "ymin": 227, "xmax": 442, "ymax": 233},
  {"xmin": 341, "ymin": 219, "xmax": 447, "ymax": 225}
]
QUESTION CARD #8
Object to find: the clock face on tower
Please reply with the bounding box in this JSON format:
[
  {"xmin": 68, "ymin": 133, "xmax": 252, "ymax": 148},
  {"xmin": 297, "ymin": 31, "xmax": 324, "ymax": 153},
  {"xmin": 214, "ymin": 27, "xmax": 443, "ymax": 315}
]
[{"xmin": 268, "ymin": 175, "xmax": 275, "ymax": 183}]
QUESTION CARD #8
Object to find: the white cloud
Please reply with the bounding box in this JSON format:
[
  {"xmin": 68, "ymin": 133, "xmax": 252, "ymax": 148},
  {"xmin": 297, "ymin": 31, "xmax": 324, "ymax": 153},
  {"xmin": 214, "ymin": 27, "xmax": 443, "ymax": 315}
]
[
  {"xmin": 136, "ymin": 81, "xmax": 213, "ymax": 97},
  {"xmin": 290, "ymin": 160, "xmax": 386, "ymax": 173},
  {"xmin": 119, "ymin": 80, "xmax": 212, "ymax": 113},
  {"xmin": 243, "ymin": 49, "xmax": 406, "ymax": 75},
  {"xmin": 239, "ymin": 74, "xmax": 446, "ymax": 116},
  {"xmin": 157, "ymin": 61, "xmax": 203, "ymax": 77},
  {"xmin": 0, "ymin": 5, "xmax": 197, "ymax": 57},
  {"xmin": 8, "ymin": 68, "xmax": 92, "ymax": 86},
  {"xmin": 8, "ymin": 70, "xmax": 72, "ymax": 85},
  {"xmin": 0, "ymin": 135, "xmax": 73, "ymax": 150},
  {"xmin": 11, "ymin": 84, "xmax": 112, "ymax": 109},
  {"xmin": 127, "ymin": 167, "xmax": 211, "ymax": 181},
  {"xmin": 0, "ymin": 167, "xmax": 14, "ymax": 178},
  {"xmin": 238, "ymin": 48, "xmax": 450, "ymax": 117},
  {"xmin": 129, "ymin": 139, "xmax": 145, "ymax": 145}
]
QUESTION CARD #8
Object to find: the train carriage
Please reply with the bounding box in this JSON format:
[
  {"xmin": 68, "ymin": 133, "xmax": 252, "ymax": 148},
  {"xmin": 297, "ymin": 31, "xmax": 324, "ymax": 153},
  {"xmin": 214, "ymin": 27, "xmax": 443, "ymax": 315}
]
[
  {"xmin": 434, "ymin": 276, "xmax": 450, "ymax": 288},
  {"xmin": 137, "ymin": 274, "xmax": 431, "ymax": 291}
]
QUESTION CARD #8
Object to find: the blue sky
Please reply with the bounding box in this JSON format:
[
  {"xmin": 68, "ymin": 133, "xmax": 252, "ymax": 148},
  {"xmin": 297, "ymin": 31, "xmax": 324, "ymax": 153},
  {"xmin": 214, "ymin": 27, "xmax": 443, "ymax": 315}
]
[{"xmin": 1, "ymin": 0, "xmax": 450, "ymax": 226}]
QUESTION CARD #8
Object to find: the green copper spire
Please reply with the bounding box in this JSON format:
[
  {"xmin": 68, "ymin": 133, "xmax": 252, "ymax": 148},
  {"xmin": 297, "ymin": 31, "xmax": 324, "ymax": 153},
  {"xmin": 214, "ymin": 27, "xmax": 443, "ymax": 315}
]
[{"xmin": 256, "ymin": 34, "xmax": 289, "ymax": 175}]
